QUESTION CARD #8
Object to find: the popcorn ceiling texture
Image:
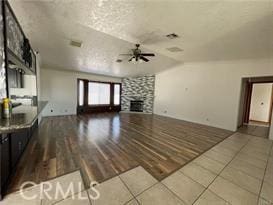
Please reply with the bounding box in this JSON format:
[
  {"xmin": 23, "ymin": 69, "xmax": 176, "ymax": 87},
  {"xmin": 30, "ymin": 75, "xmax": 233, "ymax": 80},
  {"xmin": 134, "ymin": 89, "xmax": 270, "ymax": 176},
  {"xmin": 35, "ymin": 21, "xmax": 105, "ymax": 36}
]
[
  {"xmin": 9, "ymin": 0, "xmax": 272, "ymax": 77},
  {"xmin": 121, "ymin": 75, "xmax": 155, "ymax": 113}
]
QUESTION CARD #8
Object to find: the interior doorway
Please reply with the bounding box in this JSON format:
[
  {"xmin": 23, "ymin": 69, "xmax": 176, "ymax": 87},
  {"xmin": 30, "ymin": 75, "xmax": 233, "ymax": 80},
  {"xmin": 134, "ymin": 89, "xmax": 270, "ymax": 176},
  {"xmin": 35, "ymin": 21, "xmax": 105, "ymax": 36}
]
[
  {"xmin": 249, "ymin": 83, "xmax": 273, "ymax": 126},
  {"xmin": 238, "ymin": 76, "xmax": 273, "ymax": 138}
]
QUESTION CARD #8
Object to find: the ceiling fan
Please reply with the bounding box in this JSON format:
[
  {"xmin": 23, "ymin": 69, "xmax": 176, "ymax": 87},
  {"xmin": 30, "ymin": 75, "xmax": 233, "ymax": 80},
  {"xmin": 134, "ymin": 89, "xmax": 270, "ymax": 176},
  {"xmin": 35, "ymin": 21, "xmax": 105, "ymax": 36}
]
[{"xmin": 118, "ymin": 44, "xmax": 155, "ymax": 63}]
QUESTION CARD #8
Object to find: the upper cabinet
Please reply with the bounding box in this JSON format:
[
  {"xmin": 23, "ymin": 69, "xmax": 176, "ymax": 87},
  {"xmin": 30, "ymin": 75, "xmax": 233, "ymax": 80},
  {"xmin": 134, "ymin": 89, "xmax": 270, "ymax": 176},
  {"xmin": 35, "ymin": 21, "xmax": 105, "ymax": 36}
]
[
  {"xmin": 4, "ymin": 1, "xmax": 36, "ymax": 74},
  {"xmin": 30, "ymin": 49, "xmax": 36, "ymax": 73},
  {"xmin": 5, "ymin": 3, "xmax": 24, "ymax": 63}
]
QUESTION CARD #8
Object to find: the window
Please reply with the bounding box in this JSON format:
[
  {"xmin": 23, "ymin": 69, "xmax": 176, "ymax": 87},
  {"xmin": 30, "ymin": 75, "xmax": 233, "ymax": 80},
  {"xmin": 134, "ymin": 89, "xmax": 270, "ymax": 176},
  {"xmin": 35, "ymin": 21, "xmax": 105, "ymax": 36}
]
[
  {"xmin": 78, "ymin": 80, "xmax": 84, "ymax": 106},
  {"xmin": 77, "ymin": 79, "xmax": 121, "ymax": 113},
  {"xmin": 114, "ymin": 84, "xmax": 121, "ymax": 105},
  {"xmin": 88, "ymin": 82, "xmax": 110, "ymax": 105}
]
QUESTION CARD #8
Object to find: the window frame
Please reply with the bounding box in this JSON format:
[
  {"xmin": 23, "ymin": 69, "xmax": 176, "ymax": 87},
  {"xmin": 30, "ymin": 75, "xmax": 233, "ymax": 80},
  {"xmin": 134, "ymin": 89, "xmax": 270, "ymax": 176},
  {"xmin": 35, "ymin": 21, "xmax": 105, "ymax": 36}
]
[{"xmin": 77, "ymin": 79, "xmax": 122, "ymax": 111}]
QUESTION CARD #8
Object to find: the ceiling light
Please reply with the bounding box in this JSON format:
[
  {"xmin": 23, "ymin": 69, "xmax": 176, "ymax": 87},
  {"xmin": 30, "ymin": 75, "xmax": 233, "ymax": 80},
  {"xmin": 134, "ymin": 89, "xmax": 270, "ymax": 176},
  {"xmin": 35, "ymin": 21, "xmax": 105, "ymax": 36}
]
[
  {"xmin": 139, "ymin": 58, "xmax": 144, "ymax": 63},
  {"xmin": 130, "ymin": 57, "xmax": 136, "ymax": 62}
]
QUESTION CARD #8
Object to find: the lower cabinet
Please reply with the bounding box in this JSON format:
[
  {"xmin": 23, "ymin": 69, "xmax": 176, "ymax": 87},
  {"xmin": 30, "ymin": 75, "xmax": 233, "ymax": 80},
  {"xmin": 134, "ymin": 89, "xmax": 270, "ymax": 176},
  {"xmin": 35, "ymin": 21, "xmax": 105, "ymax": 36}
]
[
  {"xmin": 0, "ymin": 134, "xmax": 10, "ymax": 195},
  {"xmin": 0, "ymin": 119, "xmax": 38, "ymax": 200},
  {"xmin": 10, "ymin": 129, "xmax": 28, "ymax": 169}
]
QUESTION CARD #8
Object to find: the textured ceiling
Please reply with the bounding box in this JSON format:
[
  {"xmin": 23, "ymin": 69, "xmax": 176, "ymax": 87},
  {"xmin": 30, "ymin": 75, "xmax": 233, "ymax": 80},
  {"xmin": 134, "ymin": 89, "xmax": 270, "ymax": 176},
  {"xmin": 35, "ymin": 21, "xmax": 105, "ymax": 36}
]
[{"xmin": 9, "ymin": 0, "xmax": 273, "ymax": 77}]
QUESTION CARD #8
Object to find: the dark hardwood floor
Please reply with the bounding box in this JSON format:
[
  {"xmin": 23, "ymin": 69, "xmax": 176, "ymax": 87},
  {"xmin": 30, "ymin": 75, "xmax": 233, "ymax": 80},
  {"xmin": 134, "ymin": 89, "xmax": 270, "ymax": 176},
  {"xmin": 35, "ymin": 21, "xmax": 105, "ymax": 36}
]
[{"xmin": 8, "ymin": 113, "xmax": 233, "ymax": 192}]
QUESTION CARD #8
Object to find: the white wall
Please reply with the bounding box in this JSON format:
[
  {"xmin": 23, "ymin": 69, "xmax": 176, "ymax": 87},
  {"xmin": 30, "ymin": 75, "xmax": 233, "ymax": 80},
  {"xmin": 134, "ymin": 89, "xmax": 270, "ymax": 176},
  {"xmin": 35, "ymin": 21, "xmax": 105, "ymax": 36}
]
[
  {"xmin": 40, "ymin": 68, "xmax": 121, "ymax": 116},
  {"xmin": 249, "ymin": 83, "xmax": 273, "ymax": 122},
  {"xmin": 154, "ymin": 58, "xmax": 273, "ymax": 131}
]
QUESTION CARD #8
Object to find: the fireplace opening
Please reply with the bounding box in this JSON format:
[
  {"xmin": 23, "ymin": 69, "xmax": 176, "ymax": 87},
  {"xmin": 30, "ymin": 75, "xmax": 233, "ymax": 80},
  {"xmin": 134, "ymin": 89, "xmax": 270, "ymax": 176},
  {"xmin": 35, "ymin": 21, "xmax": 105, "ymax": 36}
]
[{"xmin": 130, "ymin": 100, "xmax": 144, "ymax": 112}]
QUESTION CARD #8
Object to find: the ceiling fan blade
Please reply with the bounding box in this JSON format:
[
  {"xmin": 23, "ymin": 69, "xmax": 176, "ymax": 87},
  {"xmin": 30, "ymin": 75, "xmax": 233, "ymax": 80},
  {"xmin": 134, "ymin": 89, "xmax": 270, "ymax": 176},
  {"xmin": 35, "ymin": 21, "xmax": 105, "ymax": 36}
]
[
  {"xmin": 140, "ymin": 56, "xmax": 149, "ymax": 62},
  {"xmin": 141, "ymin": 53, "xmax": 155, "ymax": 57},
  {"xmin": 119, "ymin": 54, "xmax": 133, "ymax": 56},
  {"xmin": 128, "ymin": 56, "xmax": 134, "ymax": 62}
]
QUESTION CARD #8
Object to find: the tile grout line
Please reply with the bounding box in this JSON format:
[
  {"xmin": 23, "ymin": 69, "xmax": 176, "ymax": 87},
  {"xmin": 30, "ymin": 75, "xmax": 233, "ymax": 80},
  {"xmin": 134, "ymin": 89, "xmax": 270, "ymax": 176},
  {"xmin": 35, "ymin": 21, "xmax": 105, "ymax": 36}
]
[
  {"xmin": 160, "ymin": 182, "xmax": 189, "ymax": 205},
  {"xmin": 205, "ymin": 145, "xmax": 269, "ymax": 171},
  {"xmin": 196, "ymin": 139, "xmax": 271, "ymax": 194},
  {"xmin": 134, "ymin": 182, "xmax": 161, "ymax": 200},
  {"xmin": 118, "ymin": 175, "xmax": 140, "ymax": 205},
  {"xmin": 191, "ymin": 137, "xmax": 252, "ymax": 205},
  {"xmin": 156, "ymin": 138, "xmax": 241, "ymax": 204},
  {"xmin": 256, "ymin": 142, "xmax": 273, "ymax": 204},
  {"xmin": 46, "ymin": 171, "xmax": 89, "ymax": 205},
  {"xmin": 183, "ymin": 154, "xmax": 264, "ymax": 201},
  {"xmin": 85, "ymin": 187, "xmax": 93, "ymax": 205}
]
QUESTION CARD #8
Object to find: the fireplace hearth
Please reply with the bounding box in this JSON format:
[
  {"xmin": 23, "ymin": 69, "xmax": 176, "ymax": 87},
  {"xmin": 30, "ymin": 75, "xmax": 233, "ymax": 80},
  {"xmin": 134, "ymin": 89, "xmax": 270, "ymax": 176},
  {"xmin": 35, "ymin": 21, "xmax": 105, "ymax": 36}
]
[{"xmin": 130, "ymin": 100, "xmax": 144, "ymax": 112}]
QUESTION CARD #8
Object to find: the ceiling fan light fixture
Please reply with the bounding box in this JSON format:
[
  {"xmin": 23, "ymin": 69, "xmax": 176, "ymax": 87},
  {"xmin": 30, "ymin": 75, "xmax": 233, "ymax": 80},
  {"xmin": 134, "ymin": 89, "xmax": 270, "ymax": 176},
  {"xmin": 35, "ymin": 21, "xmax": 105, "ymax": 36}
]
[
  {"xmin": 139, "ymin": 58, "xmax": 144, "ymax": 63},
  {"xmin": 118, "ymin": 44, "xmax": 155, "ymax": 63}
]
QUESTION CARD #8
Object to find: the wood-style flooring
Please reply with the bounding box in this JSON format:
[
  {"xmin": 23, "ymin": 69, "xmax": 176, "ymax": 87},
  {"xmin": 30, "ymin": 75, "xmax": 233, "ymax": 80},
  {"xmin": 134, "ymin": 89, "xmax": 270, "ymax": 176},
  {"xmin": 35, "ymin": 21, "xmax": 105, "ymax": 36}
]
[{"xmin": 8, "ymin": 113, "xmax": 233, "ymax": 192}]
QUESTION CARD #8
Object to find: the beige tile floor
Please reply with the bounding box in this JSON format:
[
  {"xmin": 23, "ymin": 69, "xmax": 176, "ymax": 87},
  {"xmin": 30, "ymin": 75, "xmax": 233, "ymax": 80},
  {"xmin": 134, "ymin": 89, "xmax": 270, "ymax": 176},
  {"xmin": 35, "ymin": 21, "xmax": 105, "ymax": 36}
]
[{"xmin": 1, "ymin": 132, "xmax": 273, "ymax": 205}]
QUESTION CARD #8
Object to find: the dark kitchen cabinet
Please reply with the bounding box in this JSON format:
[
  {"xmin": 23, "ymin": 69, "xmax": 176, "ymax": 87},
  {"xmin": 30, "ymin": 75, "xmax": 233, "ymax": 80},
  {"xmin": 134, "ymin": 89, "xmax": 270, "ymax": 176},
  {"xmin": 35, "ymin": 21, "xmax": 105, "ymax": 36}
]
[
  {"xmin": 5, "ymin": 1, "xmax": 36, "ymax": 74},
  {"xmin": 30, "ymin": 49, "xmax": 36, "ymax": 73},
  {"xmin": 10, "ymin": 129, "xmax": 28, "ymax": 169},
  {"xmin": 0, "ymin": 135, "xmax": 10, "ymax": 192},
  {"xmin": 30, "ymin": 119, "xmax": 38, "ymax": 137},
  {"xmin": 0, "ymin": 121, "xmax": 38, "ymax": 199},
  {"xmin": 5, "ymin": 3, "xmax": 24, "ymax": 63}
]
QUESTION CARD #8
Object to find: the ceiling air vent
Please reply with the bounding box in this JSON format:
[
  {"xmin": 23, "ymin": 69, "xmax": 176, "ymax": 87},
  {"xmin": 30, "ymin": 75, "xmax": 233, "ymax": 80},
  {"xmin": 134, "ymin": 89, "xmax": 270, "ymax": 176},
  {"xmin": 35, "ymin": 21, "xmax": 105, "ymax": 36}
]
[
  {"xmin": 166, "ymin": 47, "xmax": 183, "ymax": 52},
  {"xmin": 166, "ymin": 33, "xmax": 179, "ymax": 39},
  {"xmin": 70, "ymin": 40, "xmax": 82, "ymax": 48}
]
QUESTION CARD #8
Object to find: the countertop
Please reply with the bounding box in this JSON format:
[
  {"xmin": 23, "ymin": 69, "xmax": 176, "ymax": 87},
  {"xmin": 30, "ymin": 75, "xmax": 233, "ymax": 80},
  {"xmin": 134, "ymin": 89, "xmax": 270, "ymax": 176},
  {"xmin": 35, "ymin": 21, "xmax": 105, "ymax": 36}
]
[{"xmin": 0, "ymin": 101, "xmax": 48, "ymax": 133}]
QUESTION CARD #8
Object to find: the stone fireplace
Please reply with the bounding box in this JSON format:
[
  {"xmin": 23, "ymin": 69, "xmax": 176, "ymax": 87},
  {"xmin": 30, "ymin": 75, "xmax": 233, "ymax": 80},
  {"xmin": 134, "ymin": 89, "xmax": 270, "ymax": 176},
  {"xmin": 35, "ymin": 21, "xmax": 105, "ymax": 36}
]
[{"xmin": 121, "ymin": 75, "xmax": 155, "ymax": 113}]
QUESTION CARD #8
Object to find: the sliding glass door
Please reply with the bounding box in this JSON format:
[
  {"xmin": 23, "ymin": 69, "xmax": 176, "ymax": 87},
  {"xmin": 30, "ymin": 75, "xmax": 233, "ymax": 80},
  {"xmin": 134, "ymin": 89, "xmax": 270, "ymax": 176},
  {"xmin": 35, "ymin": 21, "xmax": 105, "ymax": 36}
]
[{"xmin": 77, "ymin": 79, "xmax": 121, "ymax": 114}]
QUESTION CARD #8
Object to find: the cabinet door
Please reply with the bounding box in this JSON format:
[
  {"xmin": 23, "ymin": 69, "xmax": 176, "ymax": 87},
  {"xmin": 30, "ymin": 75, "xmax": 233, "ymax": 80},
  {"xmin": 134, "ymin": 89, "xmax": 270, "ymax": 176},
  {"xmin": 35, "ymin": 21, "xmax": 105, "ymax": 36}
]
[
  {"xmin": 10, "ymin": 129, "xmax": 28, "ymax": 169},
  {"xmin": 1, "ymin": 135, "xmax": 10, "ymax": 190},
  {"xmin": 30, "ymin": 50, "xmax": 36, "ymax": 74},
  {"xmin": 5, "ymin": 3, "xmax": 24, "ymax": 62}
]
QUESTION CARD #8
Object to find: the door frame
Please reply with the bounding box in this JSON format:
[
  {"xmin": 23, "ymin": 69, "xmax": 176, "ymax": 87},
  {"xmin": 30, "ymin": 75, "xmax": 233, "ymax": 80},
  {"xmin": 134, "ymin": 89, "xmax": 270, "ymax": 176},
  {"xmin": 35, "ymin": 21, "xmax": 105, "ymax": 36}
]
[
  {"xmin": 268, "ymin": 84, "xmax": 273, "ymax": 123},
  {"xmin": 242, "ymin": 78, "xmax": 273, "ymax": 124}
]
